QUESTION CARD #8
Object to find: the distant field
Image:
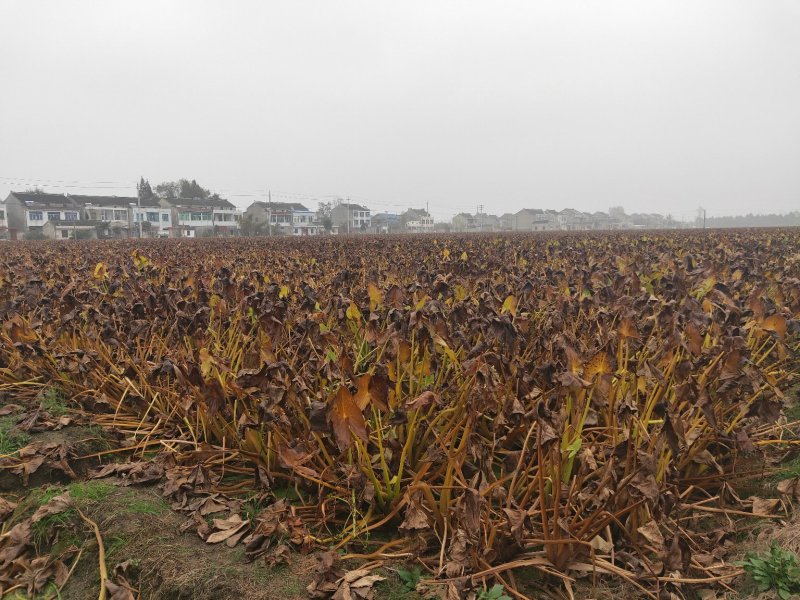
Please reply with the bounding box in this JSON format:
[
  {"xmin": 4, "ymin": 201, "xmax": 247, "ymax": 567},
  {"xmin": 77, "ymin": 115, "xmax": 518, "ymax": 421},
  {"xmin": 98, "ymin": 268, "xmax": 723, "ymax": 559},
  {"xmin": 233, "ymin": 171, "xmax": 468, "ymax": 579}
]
[{"xmin": 1, "ymin": 231, "xmax": 798, "ymax": 599}]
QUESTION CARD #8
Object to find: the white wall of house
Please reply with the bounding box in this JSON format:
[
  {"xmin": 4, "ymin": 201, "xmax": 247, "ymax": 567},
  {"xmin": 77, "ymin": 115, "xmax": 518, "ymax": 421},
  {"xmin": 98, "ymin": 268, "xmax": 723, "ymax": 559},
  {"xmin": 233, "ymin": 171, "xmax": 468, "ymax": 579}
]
[
  {"xmin": 131, "ymin": 206, "xmax": 172, "ymax": 235},
  {"xmin": 84, "ymin": 205, "xmax": 131, "ymax": 224},
  {"xmin": 352, "ymin": 210, "xmax": 371, "ymax": 228},
  {"xmin": 406, "ymin": 217, "xmax": 434, "ymax": 232},
  {"xmin": 292, "ymin": 210, "xmax": 316, "ymax": 225},
  {"xmin": 212, "ymin": 208, "xmax": 242, "ymax": 228},
  {"xmin": 26, "ymin": 208, "xmax": 80, "ymax": 228}
]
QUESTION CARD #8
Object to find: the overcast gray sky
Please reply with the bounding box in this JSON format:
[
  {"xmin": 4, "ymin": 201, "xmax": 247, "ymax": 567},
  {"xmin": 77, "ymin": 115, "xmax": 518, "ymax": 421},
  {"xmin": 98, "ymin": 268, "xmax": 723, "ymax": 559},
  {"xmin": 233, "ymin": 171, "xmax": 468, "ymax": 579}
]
[{"xmin": 1, "ymin": 1, "xmax": 798, "ymax": 221}]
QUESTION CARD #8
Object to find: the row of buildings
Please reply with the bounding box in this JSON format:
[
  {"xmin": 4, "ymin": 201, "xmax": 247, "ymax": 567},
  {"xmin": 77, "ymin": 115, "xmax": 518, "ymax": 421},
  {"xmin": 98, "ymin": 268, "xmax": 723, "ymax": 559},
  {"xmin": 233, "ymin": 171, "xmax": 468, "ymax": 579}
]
[
  {"xmin": 451, "ymin": 208, "xmax": 681, "ymax": 232},
  {"xmin": 0, "ymin": 192, "xmax": 241, "ymax": 240},
  {"xmin": 0, "ymin": 190, "xmax": 684, "ymax": 241},
  {"xmin": 0, "ymin": 193, "xmax": 384, "ymax": 240},
  {"xmin": 243, "ymin": 201, "xmax": 435, "ymax": 236}
]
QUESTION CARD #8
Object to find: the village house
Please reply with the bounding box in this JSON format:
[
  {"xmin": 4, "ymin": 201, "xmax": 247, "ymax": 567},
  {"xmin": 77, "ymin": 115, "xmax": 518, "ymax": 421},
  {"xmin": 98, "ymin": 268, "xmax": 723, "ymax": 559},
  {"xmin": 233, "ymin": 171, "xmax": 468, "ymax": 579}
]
[
  {"xmin": 451, "ymin": 213, "xmax": 475, "ymax": 232},
  {"xmin": 128, "ymin": 198, "xmax": 173, "ymax": 237},
  {"xmin": 74, "ymin": 195, "xmax": 144, "ymax": 238},
  {"xmin": 499, "ymin": 213, "xmax": 515, "ymax": 231},
  {"xmin": 589, "ymin": 211, "xmax": 613, "ymax": 230},
  {"xmin": 3, "ymin": 191, "xmax": 83, "ymax": 239},
  {"xmin": 405, "ymin": 215, "xmax": 434, "ymax": 233},
  {"xmin": 512, "ymin": 208, "xmax": 559, "ymax": 231},
  {"xmin": 451, "ymin": 212, "xmax": 501, "ymax": 232},
  {"xmin": 401, "ymin": 208, "xmax": 434, "ymax": 233},
  {"xmin": 557, "ymin": 208, "xmax": 593, "ymax": 231},
  {"xmin": 244, "ymin": 201, "xmax": 323, "ymax": 235},
  {"xmin": 164, "ymin": 197, "xmax": 241, "ymax": 237},
  {"xmin": 42, "ymin": 219, "xmax": 106, "ymax": 240},
  {"xmin": 331, "ymin": 202, "xmax": 371, "ymax": 233},
  {"xmin": 371, "ymin": 212, "xmax": 401, "ymax": 234},
  {"xmin": 0, "ymin": 200, "xmax": 8, "ymax": 240}
]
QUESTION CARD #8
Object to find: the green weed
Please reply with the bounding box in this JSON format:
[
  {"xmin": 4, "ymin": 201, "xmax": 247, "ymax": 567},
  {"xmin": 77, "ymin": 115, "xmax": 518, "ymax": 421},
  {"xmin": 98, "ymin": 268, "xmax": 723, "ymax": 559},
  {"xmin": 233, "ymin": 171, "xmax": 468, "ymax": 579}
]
[
  {"xmin": 739, "ymin": 543, "xmax": 800, "ymax": 600},
  {"xmin": 477, "ymin": 584, "xmax": 512, "ymax": 600},
  {"xmin": 397, "ymin": 565, "xmax": 422, "ymax": 591}
]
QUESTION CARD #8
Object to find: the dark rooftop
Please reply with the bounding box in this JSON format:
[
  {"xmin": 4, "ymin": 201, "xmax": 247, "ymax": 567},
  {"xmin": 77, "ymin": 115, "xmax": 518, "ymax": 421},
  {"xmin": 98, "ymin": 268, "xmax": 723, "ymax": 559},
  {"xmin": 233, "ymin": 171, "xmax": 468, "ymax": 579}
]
[
  {"xmin": 7, "ymin": 191, "xmax": 77, "ymax": 207},
  {"xmin": 250, "ymin": 201, "xmax": 310, "ymax": 211},
  {"xmin": 69, "ymin": 195, "xmax": 139, "ymax": 207},
  {"xmin": 164, "ymin": 197, "xmax": 236, "ymax": 209}
]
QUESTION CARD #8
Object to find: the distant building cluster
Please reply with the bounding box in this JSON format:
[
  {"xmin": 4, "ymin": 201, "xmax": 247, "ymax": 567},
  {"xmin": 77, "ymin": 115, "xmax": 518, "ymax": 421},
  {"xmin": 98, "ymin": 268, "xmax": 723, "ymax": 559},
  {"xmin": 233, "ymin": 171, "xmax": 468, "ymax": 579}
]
[
  {"xmin": 2, "ymin": 190, "xmax": 773, "ymax": 242},
  {"xmin": 451, "ymin": 208, "xmax": 683, "ymax": 232},
  {"xmin": 1, "ymin": 191, "xmax": 241, "ymax": 240},
  {"xmin": 241, "ymin": 200, "xmax": 435, "ymax": 236}
]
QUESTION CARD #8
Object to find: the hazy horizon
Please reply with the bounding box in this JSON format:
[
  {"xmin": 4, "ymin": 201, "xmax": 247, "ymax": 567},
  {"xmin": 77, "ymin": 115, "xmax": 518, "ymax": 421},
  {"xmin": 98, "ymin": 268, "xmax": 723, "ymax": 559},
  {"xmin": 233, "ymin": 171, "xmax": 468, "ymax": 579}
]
[{"xmin": 1, "ymin": 1, "xmax": 798, "ymax": 222}]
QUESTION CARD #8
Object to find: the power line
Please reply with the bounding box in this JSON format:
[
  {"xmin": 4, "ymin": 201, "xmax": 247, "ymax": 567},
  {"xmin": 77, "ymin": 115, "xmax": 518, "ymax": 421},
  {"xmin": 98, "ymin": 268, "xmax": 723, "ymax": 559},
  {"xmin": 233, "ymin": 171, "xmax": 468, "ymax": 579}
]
[{"xmin": 0, "ymin": 175, "xmax": 134, "ymax": 186}]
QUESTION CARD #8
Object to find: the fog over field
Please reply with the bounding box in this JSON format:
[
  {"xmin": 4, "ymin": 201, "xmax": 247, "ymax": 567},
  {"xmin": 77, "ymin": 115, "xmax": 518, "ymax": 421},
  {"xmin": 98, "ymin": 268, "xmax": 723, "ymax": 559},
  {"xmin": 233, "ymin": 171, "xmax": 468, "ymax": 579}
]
[{"xmin": 1, "ymin": 1, "xmax": 798, "ymax": 221}]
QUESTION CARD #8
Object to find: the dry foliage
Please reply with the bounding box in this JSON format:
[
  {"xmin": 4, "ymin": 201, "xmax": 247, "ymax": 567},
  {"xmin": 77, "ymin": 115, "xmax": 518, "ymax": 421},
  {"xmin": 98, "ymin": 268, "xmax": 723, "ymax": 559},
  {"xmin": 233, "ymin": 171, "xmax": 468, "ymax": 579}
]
[{"xmin": 1, "ymin": 230, "xmax": 799, "ymax": 597}]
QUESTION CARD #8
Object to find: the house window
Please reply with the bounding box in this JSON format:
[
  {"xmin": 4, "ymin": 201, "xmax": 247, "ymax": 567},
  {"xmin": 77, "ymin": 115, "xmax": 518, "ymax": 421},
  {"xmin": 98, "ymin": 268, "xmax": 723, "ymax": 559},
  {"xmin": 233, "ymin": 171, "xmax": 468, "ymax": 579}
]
[
  {"xmin": 114, "ymin": 210, "xmax": 127, "ymax": 220},
  {"xmin": 0, "ymin": 210, "xmax": 5, "ymax": 220},
  {"xmin": 147, "ymin": 212, "xmax": 159, "ymax": 223},
  {"xmin": 179, "ymin": 212, "xmax": 191, "ymax": 221},
  {"xmin": 64, "ymin": 212, "xmax": 78, "ymax": 221},
  {"xmin": 61, "ymin": 230, "xmax": 69, "ymax": 239},
  {"xmin": 47, "ymin": 211, "xmax": 60, "ymax": 221},
  {"xmin": 29, "ymin": 211, "xmax": 43, "ymax": 221},
  {"xmin": 161, "ymin": 213, "xmax": 169, "ymax": 222}
]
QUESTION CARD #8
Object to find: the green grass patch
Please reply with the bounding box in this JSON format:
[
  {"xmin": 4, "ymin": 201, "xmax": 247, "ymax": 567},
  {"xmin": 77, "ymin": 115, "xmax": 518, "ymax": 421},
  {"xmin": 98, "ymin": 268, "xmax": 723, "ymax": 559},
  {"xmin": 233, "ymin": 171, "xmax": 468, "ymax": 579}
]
[
  {"xmin": 69, "ymin": 480, "xmax": 115, "ymax": 503},
  {"xmin": 40, "ymin": 386, "xmax": 68, "ymax": 417},
  {"xmin": 785, "ymin": 401, "xmax": 800, "ymax": 423},
  {"xmin": 772, "ymin": 453, "xmax": 800, "ymax": 483},
  {"xmin": 0, "ymin": 415, "xmax": 30, "ymax": 455},
  {"xmin": 121, "ymin": 493, "xmax": 168, "ymax": 516},
  {"xmin": 105, "ymin": 534, "xmax": 129, "ymax": 559},
  {"xmin": 30, "ymin": 482, "xmax": 113, "ymax": 550}
]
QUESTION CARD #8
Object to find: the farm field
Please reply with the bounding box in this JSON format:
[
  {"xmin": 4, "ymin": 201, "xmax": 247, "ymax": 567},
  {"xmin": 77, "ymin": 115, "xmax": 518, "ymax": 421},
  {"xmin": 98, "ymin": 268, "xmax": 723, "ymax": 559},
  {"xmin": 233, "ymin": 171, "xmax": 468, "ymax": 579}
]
[{"xmin": 1, "ymin": 230, "xmax": 799, "ymax": 599}]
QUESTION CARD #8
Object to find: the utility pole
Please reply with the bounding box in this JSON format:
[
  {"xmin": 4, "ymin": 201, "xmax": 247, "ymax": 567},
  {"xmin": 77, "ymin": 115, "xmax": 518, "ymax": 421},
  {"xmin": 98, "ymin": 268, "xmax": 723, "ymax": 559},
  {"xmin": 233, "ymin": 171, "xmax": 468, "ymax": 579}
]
[
  {"xmin": 138, "ymin": 195, "xmax": 142, "ymax": 239},
  {"xmin": 347, "ymin": 197, "xmax": 351, "ymax": 235},
  {"xmin": 703, "ymin": 208, "xmax": 706, "ymax": 230},
  {"xmin": 477, "ymin": 204, "xmax": 484, "ymax": 232},
  {"xmin": 268, "ymin": 189, "xmax": 272, "ymax": 236},
  {"xmin": 426, "ymin": 199, "xmax": 430, "ymax": 231}
]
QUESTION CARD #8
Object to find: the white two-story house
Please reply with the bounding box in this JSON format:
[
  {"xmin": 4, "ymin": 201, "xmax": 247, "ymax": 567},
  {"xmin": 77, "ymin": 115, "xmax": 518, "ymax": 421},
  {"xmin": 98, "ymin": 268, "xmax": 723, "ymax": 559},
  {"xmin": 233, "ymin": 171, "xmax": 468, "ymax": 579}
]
[
  {"xmin": 3, "ymin": 191, "xmax": 83, "ymax": 238},
  {"xmin": 164, "ymin": 197, "xmax": 241, "ymax": 237},
  {"xmin": 244, "ymin": 201, "xmax": 323, "ymax": 235},
  {"xmin": 128, "ymin": 198, "xmax": 173, "ymax": 237},
  {"xmin": 73, "ymin": 195, "xmax": 142, "ymax": 237},
  {"xmin": 331, "ymin": 202, "xmax": 371, "ymax": 233}
]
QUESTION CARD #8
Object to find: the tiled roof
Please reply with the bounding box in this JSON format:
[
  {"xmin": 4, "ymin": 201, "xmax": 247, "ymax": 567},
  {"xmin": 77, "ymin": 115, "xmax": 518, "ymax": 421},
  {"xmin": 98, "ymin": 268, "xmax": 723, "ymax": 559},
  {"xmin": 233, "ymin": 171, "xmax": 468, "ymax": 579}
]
[
  {"xmin": 164, "ymin": 197, "xmax": 236, "ymax": 209},
  {"xmin": 250, "ymin": 201, "xmax": 310, "ymax": 211},
  {"xmin": 69, "ymin": 195, "xmax": 138, "ymax": 207},
  {"xmin": 338, "ymin": 203, "xmax": 369, "ymax": 212},
  {"xmin": 7, "ymin": 191, "xmax": 76, "ymax": 207}
]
